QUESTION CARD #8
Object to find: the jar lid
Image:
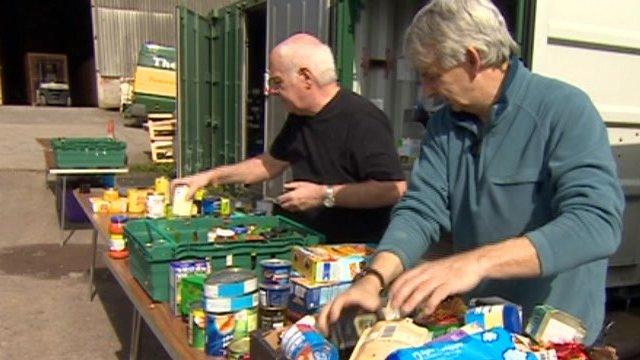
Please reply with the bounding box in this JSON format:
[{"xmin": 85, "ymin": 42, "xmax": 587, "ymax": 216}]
[{"xmin": 110, "ymin": 215, "xmax": 129, "ymax": 223}]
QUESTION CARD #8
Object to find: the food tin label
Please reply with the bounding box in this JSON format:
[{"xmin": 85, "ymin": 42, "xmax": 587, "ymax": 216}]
[
  {"xmin": 154, "ymin": 176, "xmax": 170, "ymax": 197},
  {"xmin": 206, "ymin": 308, "xmax": 257, "ymax": 357},
  {"xmin": 205, "ymin": 278, "xmax": 258, "ymax": 299},
  {"xmin": 172, "ymin": 185, "xmax": 193, "ymax": 217},
  {"xmin": 259, "ymin": 284, "xmax": 291, "ymax": 308},
  {"xmin": 259, "ymin": 306, "xmax": 287, "ymax": 331},
  {"xmin": 228, "ymin": 337, "xmax": 250, "ymax": 360},
  {"xmin": 188, "ymin": 304, "xmax": 206, "ymax": 349},
  {"xmin": 219, "ymin": 197, "xmax": 231, "ymax": 216},
  {"xmin": 146, "ymin": 194, "xmax": 165, "ymax": 219},
  {"xmin": 203, "ymin": 292, "xmax": 258, "ymax": 313},
  {"xmin": 260, "ymin": 259, "xmax": 292, "ymax": 285},
  {"xmin": 127, "ymin": 188, "xmax": 148, "ymax": 213}
]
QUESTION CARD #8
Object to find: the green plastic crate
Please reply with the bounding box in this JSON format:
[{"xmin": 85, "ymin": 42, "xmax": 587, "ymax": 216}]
[
  {"xmin": 126, "ymin": 215, "xmax": 324, "ymax": 302},
  {"xmin": 51, "ymin": 137, "xmax": 126, "ymax": 169}
]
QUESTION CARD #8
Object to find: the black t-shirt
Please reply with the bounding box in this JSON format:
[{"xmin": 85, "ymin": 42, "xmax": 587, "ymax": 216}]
[{"xmin": 269, "ymin": 89, "xmax": 404, "ymax": 244}]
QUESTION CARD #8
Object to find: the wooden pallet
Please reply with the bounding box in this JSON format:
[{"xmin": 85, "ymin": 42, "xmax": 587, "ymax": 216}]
[
  {"xmin": 147, "ymin": 119, "xmax": 176, "ymax": 141},
  {"xmin": 150, "ymin": 140, "xmax": 174, "ymax": 163}
]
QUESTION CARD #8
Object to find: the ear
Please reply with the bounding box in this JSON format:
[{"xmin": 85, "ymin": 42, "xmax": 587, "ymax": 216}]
[
  {"xmin": 465, "ymin": 47, "xmax": 482, "ymax": 78},
  {"xmin": 298, "ymin": 67, "xmax": 314, "ymax": 89}
]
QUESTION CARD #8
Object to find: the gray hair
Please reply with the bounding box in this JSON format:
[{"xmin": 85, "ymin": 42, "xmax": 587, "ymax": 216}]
[
  {"xmin": 275, "ymin": 34, "xmax": 338, "ymax": 86},
  {"xmin": 404, "ymin": 0, "xmax": 519, "ymax": 70}
]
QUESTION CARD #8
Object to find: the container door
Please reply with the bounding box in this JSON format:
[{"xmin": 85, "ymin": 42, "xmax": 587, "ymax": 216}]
[
  {"xmin": 264, "ymin": 0, "xmax": 330, "ymax": 199},
  {"xmin": 211, "ymin": 4, "xmax": 245, "ymax": 169},
  {"xmin": 176, "ymin": 6, "xmax": 215, "ymax": 176},
  {"xmin": 176, "ymin": 5, "xmax": 244, "ymax": 176}
]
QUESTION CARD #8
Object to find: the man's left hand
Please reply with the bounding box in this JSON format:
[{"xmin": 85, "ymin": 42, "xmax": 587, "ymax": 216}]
[
  {"xmin": 389, "ymin": 250, "xmax": 485, "ymax": 317},
  {"xmin": 277, "ymin": 181, "xmax": 325, "ymax": 211}
]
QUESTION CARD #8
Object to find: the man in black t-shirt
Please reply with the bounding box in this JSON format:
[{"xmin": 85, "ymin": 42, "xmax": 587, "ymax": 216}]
[{"xmin": 173, "ymin": 33, "xmax": 405, "ymax": 243}]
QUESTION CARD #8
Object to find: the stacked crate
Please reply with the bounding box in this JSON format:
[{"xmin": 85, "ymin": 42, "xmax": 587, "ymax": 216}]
[{"xmin": 146, "ymin": 113, "xmax": 175, "ymax": 163}]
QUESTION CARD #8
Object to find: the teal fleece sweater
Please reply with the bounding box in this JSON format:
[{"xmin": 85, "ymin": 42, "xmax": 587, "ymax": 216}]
[{"xmin": 377, "ymin": 59, "xmax": 624, "ymax": 344}]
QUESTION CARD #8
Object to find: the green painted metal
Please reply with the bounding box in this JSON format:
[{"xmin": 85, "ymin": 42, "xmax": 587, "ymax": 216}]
[
  {"xmin": 133, "ymin": 93, "xmax": 175, "ymax": 113},
  {"xmin": 514, "ymin": 0, "xmax": 536, "ymax": 68},
  {"xmin": 212, "ymin": 4, "xmax": 243, "ymax": 168},
  {"xmin": 177, "ymin": 4, "xmax": 243, "ymax": 176},
  {"xmin": 137, "ymin": 43, "xmax": 177, "ymax": 70},
  {"xmin": 334, "ymin": 0, "xmax": 360, "ymax": 90},
  {"xmin": 177, "ymin": 6, "xmax": 215, "ymax": 175}
]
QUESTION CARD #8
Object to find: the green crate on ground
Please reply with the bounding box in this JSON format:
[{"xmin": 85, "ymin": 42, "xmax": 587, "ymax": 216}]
[
  {"xmin": 51, "ymin": 137, "xmax": 126, "ymax": 169},
  {"xmin": 126, "ymin": 215, "xmax": 324, "ymax": 302}
]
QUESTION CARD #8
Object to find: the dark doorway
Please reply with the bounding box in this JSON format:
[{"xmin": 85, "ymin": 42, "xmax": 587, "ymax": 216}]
[
  {"xmin": 245, "ymin": 3, "xmax": 267, "ymax": 158},
  {"xmin": 0, "ymin": 0, "xmax": 97, "ymax": 106}
]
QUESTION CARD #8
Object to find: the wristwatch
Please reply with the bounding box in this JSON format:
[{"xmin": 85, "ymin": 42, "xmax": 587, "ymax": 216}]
[
  {"xmin": 323, "ymin": 185, "xmax": 335, "ymax": 208},
  {"xmin": 354, "ymin": 267, "xmax": 386, "ymax": 293}
]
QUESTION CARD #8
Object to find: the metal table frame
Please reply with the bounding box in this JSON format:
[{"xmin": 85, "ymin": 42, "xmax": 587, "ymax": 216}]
[{"xmin": 48, "ymin": 167, "xmax": 128, "ymax": 246}]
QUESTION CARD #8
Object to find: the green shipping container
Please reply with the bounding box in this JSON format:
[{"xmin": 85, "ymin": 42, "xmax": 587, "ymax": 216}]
[{"xmin": 126, "ymin": 215, "xmax": 324, "ymax": 302}]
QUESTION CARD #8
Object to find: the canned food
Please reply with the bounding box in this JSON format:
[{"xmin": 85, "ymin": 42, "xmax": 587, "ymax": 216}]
[
  {"xmin": 188, "ymin": 302, "xmax": 206, "ymax": 349},
  {"xmin": 259, "ymin": 306, "xmax": 287, "ymax": 331},
  {"xmin": 127, "ymin": 188, "xmax": 148, "ymax": 214},
  {"xmin": 204, "ymin": 268, "xmax": 258, "ymax": 299},
  {"xmin": 260, "ymin": 259, "xmax": 292, "ymax": 285},
  {"xmin": 146, "ymin": 193, "xmax": 165, "ymax": 219},
  {"xmin": 259, "ymin": 284, "xmax": 290, "ymax": 308},
  {"xmin": 172, "ymin": 185, "xmax": 193, "ymax": 217},
  {"xmin": 282, "ymin": 316, "xmax": 338, "ymax": 360},
  {"xmin": 203, "ymin": 292, "xmax": 258, "ymax": 313},
  {"xmin": 206, "ymin": 308, "xmax": 257, "ymax": 357},
  {"xmin": 228, "ymin": 337, "xmax": 250, "ymax": 360},
  {"xmin": 154, "ymin": 176, "xmax": 170, "ymax": 199},
  {"xmin": 220, "ymin": 197, "xmax": 231, "ymax": 217},
  {"xmin": 103, "ymin": 188, "xmax": 119, "ymax": 202}
]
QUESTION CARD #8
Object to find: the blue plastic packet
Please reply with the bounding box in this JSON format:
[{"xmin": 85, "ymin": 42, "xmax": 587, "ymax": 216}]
[
  {"xmin": 386, "ymin": 327, "xmax": 551, "ymax": 360},
  {"xmin": 465, "ymin": 304, "xmax": 523, "ymax": 333}
]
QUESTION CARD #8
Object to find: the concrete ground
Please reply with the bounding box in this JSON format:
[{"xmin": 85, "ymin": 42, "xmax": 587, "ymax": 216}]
[{"xmin": 0, "ymin": 106, "xmax": 170, "ymax": 359}]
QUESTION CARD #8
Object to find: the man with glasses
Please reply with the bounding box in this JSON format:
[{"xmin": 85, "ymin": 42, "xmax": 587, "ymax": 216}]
[
  {"xmin": 173, "ymin": 33, "xmax": 406, "ymax": 244},
  {"xmin": 318, "ymin": 0, "xmax": 623, "ymax": 345}
]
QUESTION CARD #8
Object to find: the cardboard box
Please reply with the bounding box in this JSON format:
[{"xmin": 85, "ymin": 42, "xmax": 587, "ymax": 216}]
[
  {"xmin": 169, "ymin": 259, "xmax": 209, "ymax": 316},
  {"xmin": 289, "ymin": 277, "xmax": 351, "ymax": 311},
  {"xmin": 291, "ymin": 244, "xmax": 372, "ymax": 283},
  {"xmin": 250, "ymin": 328, "xmax": 286, "ymax": 360}
]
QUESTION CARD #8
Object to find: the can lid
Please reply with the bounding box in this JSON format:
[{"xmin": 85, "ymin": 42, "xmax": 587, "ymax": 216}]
[
  {"xmin": 228, "ymin": 337, "xmax": 250, "ymax": 354},
  {"xmin": 110, "ymin": 215, "xmax": 129, "ymax": 223},
  {"xmin": 260, "ymin": 258, "xmax": 291, "ymax": 267},
  {"xmin": 259, "ymin": 283, "xmax": 291, "ymax": 290},
  {"xmin": 206, "ymin": 267, "xmax": 256, "ymax": 285}
]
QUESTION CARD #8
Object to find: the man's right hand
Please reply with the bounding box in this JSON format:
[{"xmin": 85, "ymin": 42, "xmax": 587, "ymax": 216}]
[
  {"xmin": 316, "ymin": 274, "xmax": 383, "ymax": 336},
  {"xmin": 170, "ymin": 171, "xmax": 214, "ymax": 199}
]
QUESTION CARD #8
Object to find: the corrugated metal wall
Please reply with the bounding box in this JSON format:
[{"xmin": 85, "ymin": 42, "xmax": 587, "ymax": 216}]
[{"xmin": 92, "ymin": 0, "xmax": 227, "ymax": 77}]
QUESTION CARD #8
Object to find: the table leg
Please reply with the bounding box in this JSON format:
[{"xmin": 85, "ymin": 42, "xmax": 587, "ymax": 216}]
[
  {"xmin": 59, "ymin": 176, "xmax": 67, "ymax": 246},
  {"xmin": 129, "ymin": 308, "xmax": 142, "ymax": 360},
  {"xmin": 88, "ymin": 229, "xmax": 98, "ymax": 301}
]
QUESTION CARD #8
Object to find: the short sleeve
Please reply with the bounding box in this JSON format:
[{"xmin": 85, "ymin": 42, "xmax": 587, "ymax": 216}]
[
  {"xmin": 269, "ymin": 115, "xmax": 297, "ymax": 161},
  {"xmin": 350, "ymin": 108, "xmax": 404, "ymax": 181}
]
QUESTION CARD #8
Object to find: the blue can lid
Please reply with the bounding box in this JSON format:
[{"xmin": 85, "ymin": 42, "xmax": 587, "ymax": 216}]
[
  {"xmin": 110, "ymin": 215, "xmax": 129, "ymax": 223},
  {"xmin": 259, "ymin": 283, "xmax": 291, "ymax": 291},
  {"xmin": 260, "ymin": 258, "xmax": 292, "ymax": 268},
  {"xmin": 233, "ymin": 226, "xmax": 248, "ymax": 234}
]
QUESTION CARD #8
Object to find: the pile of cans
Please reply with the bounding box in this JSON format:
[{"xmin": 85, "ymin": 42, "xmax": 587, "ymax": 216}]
[
  {"xmin": 258, "ymin": 259, "xmax": 292, "ymax": 331},
  {"xmin": 193, "ymin": 268, "xmax": 259, "ymax": 357}
]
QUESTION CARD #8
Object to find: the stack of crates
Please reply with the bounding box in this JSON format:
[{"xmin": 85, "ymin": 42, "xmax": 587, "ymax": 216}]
[
  {"xmin": 51, "ymin": 137, "xmax": 126, "ymax": 168},
  {"xmin": 124, "ymin": 215, "xmax": 324, "ymax": 302}
]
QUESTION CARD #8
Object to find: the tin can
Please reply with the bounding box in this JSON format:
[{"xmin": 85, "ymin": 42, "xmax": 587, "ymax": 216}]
[
  {"xmin": 259, "ymin": 284, "xmax": 290, "ymax": 308},
  {"xmin": 103, "ymin": 188, "xmax": 119, "ymax": 202},
  {"xmin": 219, "ymin": 197, "xmax": 231, "ymax": 217},
  {"xmin": 172, "ymin": 185, "xmax": 193, "ymax": 217},
  {"xmin": 154, "ymin": 176, "xmax": 170, "ymax": 199},
  {"xmin": 146, "ymin": 193, "xmax": 165, "ymax": 219},
  {"xmin": 206, "ymin": 308, "xmax": 257, "ymax": 357},
  {"xmin": 202, "ymin": 196, "xmax": 217, "ymax": 215},
  {"xmin": 127, "ymin": 188, "xmax": 147, "ymax": 214},
  {"xmin": 228, "ymin": 337, "xmax": 250, "ymax": 360},
  {"xmin": 281, "ymin": 316, "xmax": 338, "ymax": 360},
  {"xmin": 259, "ymin": 306, "xmax": 287, "ymax": 331},
  {"xmin": 204, "ymin": 268, "xmax": 258, "ymax": 299},
  {"xmin": 188, "ymin": 302, "xmax": 206, "ymax": 350},
  {"xmin": 260, "ymin": 259, "xmax": 292, "ymax": 285}
]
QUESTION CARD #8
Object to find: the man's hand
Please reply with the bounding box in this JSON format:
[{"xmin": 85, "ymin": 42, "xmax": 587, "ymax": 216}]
[
  {"xmin": 170, "ymin": 171, "xmax": 213, "ymax": 199},
  {"xmin": 389, "ymin": 250, "xmax": 485, "ymax": 317},
  {"xmin": 277, "ymin": 181, "xmax": 325, "ymax": 211},
  {"xmin": 317, "ymin": 275, "xmax": 383, "ymax": 336}
]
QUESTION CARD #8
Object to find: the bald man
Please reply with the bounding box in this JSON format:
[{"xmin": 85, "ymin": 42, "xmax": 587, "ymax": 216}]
[{"xmin": 173, "ymin": 33, "xmax": 406, "ymax": 243}]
